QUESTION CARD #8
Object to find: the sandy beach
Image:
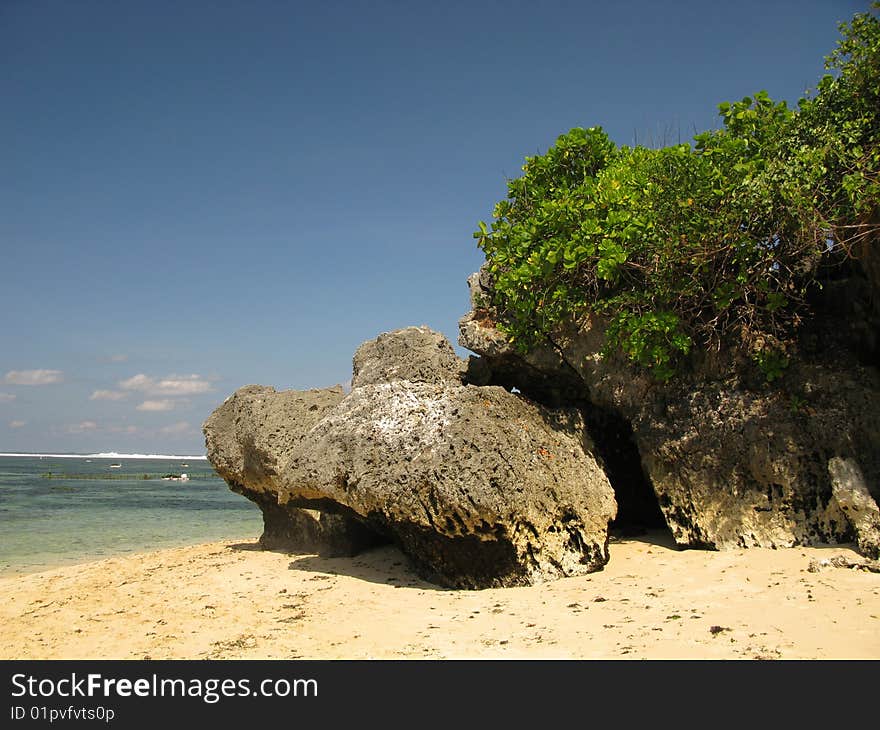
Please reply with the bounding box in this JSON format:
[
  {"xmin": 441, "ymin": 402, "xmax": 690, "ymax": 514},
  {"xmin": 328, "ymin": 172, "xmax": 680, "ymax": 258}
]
[{"xmin": 1, "ymin": 531, "xmax": 878, "ymax": 660}]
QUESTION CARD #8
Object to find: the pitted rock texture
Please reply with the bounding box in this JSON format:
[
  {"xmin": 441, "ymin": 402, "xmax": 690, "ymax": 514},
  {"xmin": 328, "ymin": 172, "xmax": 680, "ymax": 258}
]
[
  {"xmin": 351, "ymin": 325, "xmax": 465, "ymax": 388},
  {"xmin": 829, "ymin": 456, "xmax": 880, "ymax": 560},
  {"xmin": 284, "ymin": 381, "xmax": 616, "ymax": 588},
  {"xmin": 204, "ymin": 384, "xmax": 381, "ymax": 556},
  {"xmin": 204, "ymin": 384, "xmax": 346, "ymax": 498},
  {"xmin": 205, "ymin": 327, "xmax": 617, "ymax": 588},
  {"xmin": 633, "ymin": 379, "xmax": 861, "ymax": 549},
  {"xmin": 459, "ymin": 268, "xmax": 880, "ymax": 556}
]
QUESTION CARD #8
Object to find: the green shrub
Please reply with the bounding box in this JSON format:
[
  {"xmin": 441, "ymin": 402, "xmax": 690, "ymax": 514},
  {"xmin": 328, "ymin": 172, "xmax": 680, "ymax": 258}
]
[{"xmin": 475, "ymin": 4, "xmax": 879, "ymax": 381}]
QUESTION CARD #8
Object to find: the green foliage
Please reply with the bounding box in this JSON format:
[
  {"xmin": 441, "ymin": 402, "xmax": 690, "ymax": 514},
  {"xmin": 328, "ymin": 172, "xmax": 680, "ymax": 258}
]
[
  {"xmin": 789, "ymin": 393, "xmax": 807, "ymax": 414},
  {"xmin": 752, "ymin": 348, "xmax": 790, "ymax": 383},
  {"xmin": 474, "ymin": 5, "xmax": 879, "ymax": 381},
  {"xmin": 606, "ymin": 310, "xmax": 692, "ymax": 382}
]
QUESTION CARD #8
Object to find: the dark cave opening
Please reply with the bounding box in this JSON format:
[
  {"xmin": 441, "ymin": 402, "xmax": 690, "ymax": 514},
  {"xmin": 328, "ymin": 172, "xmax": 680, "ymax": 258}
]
[
  {"xmin": 478, "ymin": 360, "xmax": 673, "ymax": 540},
  {"xmin": 581, "ymin": 405, "xmax": 670, "ymax": 537}
]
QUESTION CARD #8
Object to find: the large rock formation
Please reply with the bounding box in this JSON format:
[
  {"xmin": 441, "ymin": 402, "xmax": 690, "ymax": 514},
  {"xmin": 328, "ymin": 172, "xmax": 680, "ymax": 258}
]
[
  {"xmin": 459, "ymin": 265, "xmax": 880, "ymax": 554},
  {"xmin": 205, "ymin": 326, "xmax": 617, "ymax": 588},
  {"xmin": 284, "ymin": 380, "xmax": 615, "ymax": 587},
  {"xmin": 204, "ymin": 384, "xmax": 382, "ymax": 556},
  {"xmin": 206, "ymin": 251, "xmax": 880, "ymax": 582}
]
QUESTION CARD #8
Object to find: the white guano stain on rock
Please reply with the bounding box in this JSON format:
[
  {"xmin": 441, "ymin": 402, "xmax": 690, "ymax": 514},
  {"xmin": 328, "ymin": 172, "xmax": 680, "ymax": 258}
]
[
  {"xmin": 308, "ymin": 382, "xmax": 453, "ymax": 456},
  {"xmin": 371, "ymin": 383, "xmax": 452, "ymax": 452}
]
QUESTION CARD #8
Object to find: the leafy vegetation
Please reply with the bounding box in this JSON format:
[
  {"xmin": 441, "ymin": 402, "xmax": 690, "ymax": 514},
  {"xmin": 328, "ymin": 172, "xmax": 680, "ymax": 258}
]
[{"xmin": 474, "ymin": 5, "xmax": 879, "ymax": 381}]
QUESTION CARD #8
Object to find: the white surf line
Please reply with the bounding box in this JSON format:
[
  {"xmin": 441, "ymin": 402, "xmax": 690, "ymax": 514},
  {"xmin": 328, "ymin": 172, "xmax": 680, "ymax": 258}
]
[{"xmin": 0, "ymin": 453, "xmax": 208, "ymax": 460}]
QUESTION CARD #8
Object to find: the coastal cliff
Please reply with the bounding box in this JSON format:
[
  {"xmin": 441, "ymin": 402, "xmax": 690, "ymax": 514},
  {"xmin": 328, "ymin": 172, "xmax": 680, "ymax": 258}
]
[{"xmin": 459, "ymin": 262, "xmax": 880, "ymax": 557}]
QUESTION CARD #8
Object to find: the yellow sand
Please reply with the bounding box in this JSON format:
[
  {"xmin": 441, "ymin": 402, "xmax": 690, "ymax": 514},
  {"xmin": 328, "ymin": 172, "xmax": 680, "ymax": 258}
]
[{"xmin": 1, "ymin": 532, "xmax": 878, "ymax": 659}]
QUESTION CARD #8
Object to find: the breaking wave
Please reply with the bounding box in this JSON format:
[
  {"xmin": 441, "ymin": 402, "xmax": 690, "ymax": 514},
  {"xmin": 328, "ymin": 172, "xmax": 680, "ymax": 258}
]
[{"xmin": 0, "ymin": 452, "xmax": 208, "ymax": 460}]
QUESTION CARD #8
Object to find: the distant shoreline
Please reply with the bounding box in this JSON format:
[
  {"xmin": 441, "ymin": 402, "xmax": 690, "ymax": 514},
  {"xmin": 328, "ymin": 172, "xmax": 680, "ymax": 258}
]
[{"xmin": 0, "ymin": 452, "xmax": 208, "ymax": 460}]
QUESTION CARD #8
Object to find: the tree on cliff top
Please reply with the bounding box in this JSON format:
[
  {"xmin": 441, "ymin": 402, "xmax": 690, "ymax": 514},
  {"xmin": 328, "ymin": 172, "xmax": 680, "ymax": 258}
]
[{"xmin": 474, "ymin": 4, "xmax": 879, "ymax": 381}]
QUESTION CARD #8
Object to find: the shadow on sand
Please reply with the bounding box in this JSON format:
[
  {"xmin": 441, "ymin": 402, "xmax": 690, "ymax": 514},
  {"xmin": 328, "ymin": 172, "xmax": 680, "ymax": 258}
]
[
  {"xmin": 224, "ymin": 527, "xmax": 725, "ymax": 589},
  {"xmin": 225, "ymin": 540, "xmax": 448, "ymax": 590},
  {"xmin": 609, "ymin": 527, "xmax": 681, "ymax": 551}
]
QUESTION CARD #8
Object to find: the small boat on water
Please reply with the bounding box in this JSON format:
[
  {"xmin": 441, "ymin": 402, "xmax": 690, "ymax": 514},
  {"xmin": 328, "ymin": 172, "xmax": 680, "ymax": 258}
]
[{"xmin": 109, "ymin": 463, "xmax": 122, "ymax": 468}]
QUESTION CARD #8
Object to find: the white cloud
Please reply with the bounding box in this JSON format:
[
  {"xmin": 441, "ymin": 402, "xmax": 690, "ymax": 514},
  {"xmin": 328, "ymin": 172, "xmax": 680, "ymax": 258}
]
[
  {"xmin": 4, "ymin": 369, "xmax": 63, "ymax": 385},
  {"xmin": 119, "ymin": 374, "xmax": 153, "ymax": 391},
  {"xmin": 90, "ymin": 389, "xmax": 128, "ymax": 401},
  {"xmin": 110, "ymin": 354, "xmax": 128, "ymax": 362},
  {"xmin": 154, "ymin": 376, "xmax": 212, "ymax": 395},
  {"xmin": 108, "ymin": 424, "xmax": 139, "ymax": 434},
  {"xmin": 159, "ymin": 421, "xmax": 194, "ymax": 436},
  {"xmin": 120, "ymin": 373, "xmax": 212, "ymax": 396},
  {"xmin": 136, "ymin": 399, "xmax": 176, "ymax": 412},
  {"xmin": 0, "ymin": 393, "xmax": 15, "ymax": 402},
  {"xmin": 8, "ymin": 420, "xmax": 25, "ymax": 428},
  {"xmin": 67, "ymin": 420, "xmax": 98, "ymax": 433}
]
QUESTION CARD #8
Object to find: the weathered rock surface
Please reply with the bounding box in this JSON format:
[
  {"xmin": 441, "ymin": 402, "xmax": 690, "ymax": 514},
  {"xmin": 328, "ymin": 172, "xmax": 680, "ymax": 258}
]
[
  {"xmin": 829, "ymin": 457, "xmax": 880, "ymax": 560},
  {"xmin": 203, "ymin": 384, "xmax": 382, "ymax": 556},
  {"xmin": 351, "ymin": 325, "xmax": 466, "ymax": 388},
  {"xmin": 283, "ymin": 381, "xmax": 616, "ymax": 588},
  {"xmin": 807, "ymin": 554, "xmax": 880, "ymax": 573},
  {"xmin": 459, "ymin": 267, "xmax": 880, "ymax": 556},
  {"xmin": 205, "ymin": 327, "xmax": 617, "ymax": 588},
  {"xmin": 631, "ymin": 372, "xmax": 871, "ymax": 549}
]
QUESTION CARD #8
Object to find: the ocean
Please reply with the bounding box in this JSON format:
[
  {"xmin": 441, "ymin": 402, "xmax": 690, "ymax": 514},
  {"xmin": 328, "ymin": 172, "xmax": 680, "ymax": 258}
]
[{"xmin": 0, "ymin": 454, "xmax": 261, "ymax": 576}]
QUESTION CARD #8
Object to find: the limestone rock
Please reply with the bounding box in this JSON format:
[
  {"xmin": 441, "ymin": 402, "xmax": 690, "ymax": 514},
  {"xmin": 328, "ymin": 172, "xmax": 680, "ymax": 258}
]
[
  {"xmin": 203, "ymin": 384, "xmax": 380, "ymax": 556},
  {"xmin": 829, "ymin": 457, "xmax": 880, "ymax": 560},
  {"xmin": 204, "ymin": 327, "xmax": 618, "ymax": 588},
  {"xmin": 283, "ymin": 381, "xmax": 616, "ymax": 588},
  {"xmin": 351, "ymin": 325, "xmax": 465, "ymax": 388},
  {"xmin": 633, "ymin": 379, "xmax": 861, "ymax": 549},
  {"xmin": 459, "ymin": 268, "xmax": 880, "ymax": 554},
  {"xmin": 807, "ymin": 554, "xmax": 880, "ymax": 573}
]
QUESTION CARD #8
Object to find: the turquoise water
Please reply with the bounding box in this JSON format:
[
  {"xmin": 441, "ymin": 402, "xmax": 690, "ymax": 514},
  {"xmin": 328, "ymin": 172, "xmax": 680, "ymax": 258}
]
[{"xmin": 0, "ymin": 455, "xmax": 261, "ymax": 576}]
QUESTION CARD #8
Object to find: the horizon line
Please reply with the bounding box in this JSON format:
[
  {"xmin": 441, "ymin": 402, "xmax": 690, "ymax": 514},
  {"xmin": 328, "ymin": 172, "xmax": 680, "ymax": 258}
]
[{"xmin": 0, "ymin": 452, "xmax": 208, "ymax": 460}]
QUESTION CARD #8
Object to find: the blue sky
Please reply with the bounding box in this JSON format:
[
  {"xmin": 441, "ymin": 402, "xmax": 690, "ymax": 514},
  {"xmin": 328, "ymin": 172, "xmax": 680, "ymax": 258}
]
[{"xmin": 0, "ymin": 0, "xmax": 866, "ymax": 454}]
